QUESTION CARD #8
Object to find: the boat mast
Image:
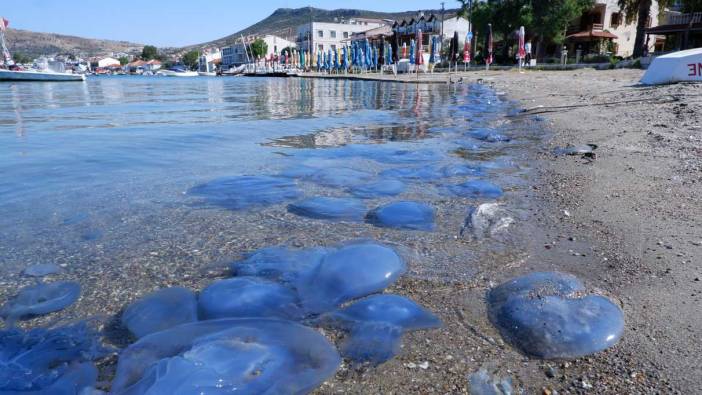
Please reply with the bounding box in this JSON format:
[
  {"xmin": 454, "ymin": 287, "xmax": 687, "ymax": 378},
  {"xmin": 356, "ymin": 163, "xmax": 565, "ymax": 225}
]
[{"xmin": 0, "ymin": 17, "xmax": 13, "ymax": 66}]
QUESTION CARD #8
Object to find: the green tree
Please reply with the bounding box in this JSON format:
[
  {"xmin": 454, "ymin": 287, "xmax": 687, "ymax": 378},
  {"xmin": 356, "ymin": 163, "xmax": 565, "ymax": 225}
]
[
  {"xmin": 618, "ymin": 0, "xmax": 671, "ymax": 57},
  {"xmin": 250, "ymin": 38, "xmax": 268, "ymax": 58},
  {"xmin": 141, "ymin": 45, "xmax": 158, "ymax": 60},
  {"xmin": 182, "ymin": 50, "xmax": 200, "ymax": 70},
  {"xmin": 118, "ymin": 56, "xmax": 129, "ymax": 66},
  {"xmin": 12, "ymin": 52, "xmax": 32, "ymax": 64}
]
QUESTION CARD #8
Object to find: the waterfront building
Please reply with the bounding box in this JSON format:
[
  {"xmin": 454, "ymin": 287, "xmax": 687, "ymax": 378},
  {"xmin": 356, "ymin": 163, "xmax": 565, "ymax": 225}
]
[
  {"xmin": 645, "ymin": 11, "xmax": 702, "ymax": 52},
  {"xmin": 565, "ymin": 0, "xmax": 659, "ymax": 57},
  {"xmin": 221, "ymin": 35, "xmax": 295, "ymax": 68},
  {"xmin": 296, "ymin": 18, "xmax": 386, "ymax": 54},
  {"xmin": 391, "ymin": 13, "xmax": 470, "ymax": 54},
  {"xmin": 198, "ymin": 49, "xmax": 221, "ymax": 73}
]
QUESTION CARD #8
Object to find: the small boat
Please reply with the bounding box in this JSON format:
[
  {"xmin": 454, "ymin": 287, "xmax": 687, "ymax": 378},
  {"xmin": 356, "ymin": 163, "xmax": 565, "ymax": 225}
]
[
  {"xmin": 198, "ymin": 71, "xmax": 217, "ymax": 77},
  {"xmin": 641, "ymin": 48, "xmax": 702, "ymax": 85},
  {"xmin": 157, "ymin": 66, "xmax": 198, "ymax": 77},
  {"xmin": 0, "ymin": 18, "xmax": 84, "ymax": 82}
]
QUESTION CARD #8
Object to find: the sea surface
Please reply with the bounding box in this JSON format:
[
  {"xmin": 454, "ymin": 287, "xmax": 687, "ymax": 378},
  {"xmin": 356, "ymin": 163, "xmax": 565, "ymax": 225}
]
[{"xmin": 0, "ymin": 74, "xmax": 541, "ymax": 304}]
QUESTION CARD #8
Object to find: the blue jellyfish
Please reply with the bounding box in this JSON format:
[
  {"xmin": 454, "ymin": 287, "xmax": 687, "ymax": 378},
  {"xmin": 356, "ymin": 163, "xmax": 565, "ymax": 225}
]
[
  {"xmin": 349, "ymin": 179, "xmax": 406, "ymax": 199},
  {"xmin": 487, "ymin": 272, "xmax": 625, "ymax": 359},
  {"xmin": 111, "ymin": 318, "xmax": 341, "ymax": 395},
  {"xmin": 0, "ymin": 322, "xmax": 107, "ymax": 393},
  {"xmin": 23, "ymin": 263, "xmax": 61, "ymax": 277},
  {"xmin": 468, "ymin": 129, "xmax": 511, "ymax": 142},
  {"xmin": 188, "ymin": 176, "xmax": 301, "ymax": 210},
  {"xmin": 296, "ymin": 242, "xmax": 406, "ymax": 314},
  {"xmin": 198, "ymin": 277, "xmax": 302, "ymax": 320},
  {"xmin": 447, "ymin": 180, "xmax": 503, "ymax": 198},
  {"xmin": 1, "ymin": 281, "xmax": 80, "ymax": 321},
  {"xmin": 306, "ymin": 167, "xmax": 374, "ymax": 188},
  {"xmin": 440, "ymin": 164, "xmax": 484, "ymax": 177},
  {"xmin": 288, "ymin": 197, "xmax": 367, "ymax": 222},
  {"xmin": 230, "ymin": 245, "xmax": 328, "ymax": 283},
  {"xmin": 121, "ymin": 287, "xmax": 198, "ymax": 339},
  {"xmin": 379, "ymin": 166, "xmax": 444, "ymax": 181},
  {"xmin": 366, "ymin": 201, "xmax": 435, "ymax": 231},
  {"xmin": 318, "ymin": 295, "xmax": 441, "ymax": 365}
]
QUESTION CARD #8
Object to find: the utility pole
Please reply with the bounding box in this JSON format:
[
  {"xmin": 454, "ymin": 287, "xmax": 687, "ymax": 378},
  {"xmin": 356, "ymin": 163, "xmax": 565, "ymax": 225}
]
[{"xmin": 440, "ymin": 2, "xmax": 445, "ymax": 40}]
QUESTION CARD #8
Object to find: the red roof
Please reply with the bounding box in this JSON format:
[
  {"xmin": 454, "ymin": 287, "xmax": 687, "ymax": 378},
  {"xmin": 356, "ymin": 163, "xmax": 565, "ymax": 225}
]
[{"xmin": 566, "ymin": 30, "xmax": 618, "ymax": 40}]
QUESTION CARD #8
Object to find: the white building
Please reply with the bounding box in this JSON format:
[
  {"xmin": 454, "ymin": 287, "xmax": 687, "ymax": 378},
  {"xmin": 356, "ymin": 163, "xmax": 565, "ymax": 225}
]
[
  {"xmin": 392, "ymin": 13, "xmax": 470, "ymax": 50},
  {"xmin": 566, "ymin": 0, "xmax": 659, "ymax": 57},
  {"xmin": 221, "ymin": 35, "xmax": 296, "ymax": 68},
  {"xmin": 296, "ymin": 18, "xmax": 386, "ymax": 53},
  {"xmin": 198, "ymin": 49, "xmax": 222, "ymax": 73},
  {"xmin": 97, "ymin": 57, "xmax": 121, "ymax": 68}
]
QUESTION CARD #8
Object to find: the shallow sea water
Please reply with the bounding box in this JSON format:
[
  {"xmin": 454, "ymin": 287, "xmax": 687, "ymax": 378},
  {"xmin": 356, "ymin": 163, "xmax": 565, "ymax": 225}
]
[{"xmin": 0, "ymin": 76, "xmax": 547, "ymax": 391}]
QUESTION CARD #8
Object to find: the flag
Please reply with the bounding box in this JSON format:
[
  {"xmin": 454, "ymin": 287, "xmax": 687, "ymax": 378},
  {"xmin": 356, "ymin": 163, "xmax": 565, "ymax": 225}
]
[{"xmin": 0, "ymin": 17, "xmax": 8, "ymax": 32}]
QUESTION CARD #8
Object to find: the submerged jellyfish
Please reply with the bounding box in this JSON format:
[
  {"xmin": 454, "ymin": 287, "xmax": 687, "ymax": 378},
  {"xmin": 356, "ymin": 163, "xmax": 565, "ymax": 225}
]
[
  {"xmin": 487, "ymin": 272, "xmax": 625, "ymax": 359},
  {"xmin": 304, "ymin": 167, "xmax": 374, "ymax": 188},
  {"xmin": 23, "ymin": 263, "xmax": 61, "ymax": 277},
  {"xmin": 468, "ymin": 368, "xmax": 513, "ymax": 395},
  {"xmin": 380, "ymin": 166, "xmax": 444, "ymax": 181},
  {"xmin": 461, "ymin": 203, "xmax": 514, "ymax": 239},
  {"xmin": 230, "ymin": 246, "xmax": 328, "ymax": 283},
  {"xmin": 287, "ymin": 197, "xmax": 367, "ymax": 221},
  {"xmin": 1, "ymin": 281, "xmax": 80, "ymax": 321},
  {"xmin": 0, "ymin": 322, "xmax": 106, "ymax": 393},
  {"xmin": 468, "ymin": 129, "xmax": 511, "ymax": 142},
  {"xmin": 447, "ymin": 180, "xmax": 503, "ymax": 199},
  {"xmin": 188, "ymin": 175, "xmax": 301, "ymax": 210},
  {"xmin": 111, "ymin": 318, "xmax": 341, "ymax": 395},
  {"xmin": 198, "ymin": 277, "xmax": 302, "ymax": 320},
  {"xmin": 121, "ymin": 287, "xmax": 198, "ymax": 339},
  {"xmin": 349, "ymin": 179, "xmax": 406, "ymax": 199},
  {"xmin": 366, "ymin": 201, "xmax": 435, "ymax": 231},
  {"xmin": 296, "ymin": 242, "xmax": 406, "ymax": 314},
  {"xmin": 441, "ymin": 164, "xmax": 484, "ymax": 177},
  {"xmin": 318, "ymin": 294, "xmax": 441, "ymax": 365}
]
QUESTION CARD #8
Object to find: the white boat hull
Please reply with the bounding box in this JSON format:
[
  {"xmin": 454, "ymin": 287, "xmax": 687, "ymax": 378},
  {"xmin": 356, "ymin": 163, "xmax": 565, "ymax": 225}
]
[
  {"xmin": 0, "ymin": 69, "xmax": 85, "ymax": 81},
  {"xmin": 158, "ymin": 70, "xmax": 198, "ymax": 77},
  {"xmin": 198, "ymin": 71, "xmax": 217, "ymax": 77},
  {"xmin": 641, "ymin": 48, "xmax": 702, "ymax": 85}
]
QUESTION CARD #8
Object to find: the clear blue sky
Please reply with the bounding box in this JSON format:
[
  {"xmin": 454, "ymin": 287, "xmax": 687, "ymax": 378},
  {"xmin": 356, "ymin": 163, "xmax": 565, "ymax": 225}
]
[{"xmin": 3, "ymin": 0, "xmax": 452, "ymax": 47}]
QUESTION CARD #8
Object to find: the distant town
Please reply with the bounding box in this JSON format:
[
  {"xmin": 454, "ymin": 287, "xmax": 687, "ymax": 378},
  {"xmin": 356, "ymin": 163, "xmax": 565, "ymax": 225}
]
[{"xmin": 2, "ymin": 1, "xmax": 701, "ymax": 77}]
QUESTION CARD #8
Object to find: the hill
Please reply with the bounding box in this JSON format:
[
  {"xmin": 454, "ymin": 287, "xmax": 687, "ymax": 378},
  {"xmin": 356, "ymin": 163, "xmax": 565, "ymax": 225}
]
[
  {"xmin": 5, "ymin": 28, "xmax": 143, "ymax": 58},
  {"xmin": 185, "ymin": 7, "xmax": 459, "ymax": 50}
]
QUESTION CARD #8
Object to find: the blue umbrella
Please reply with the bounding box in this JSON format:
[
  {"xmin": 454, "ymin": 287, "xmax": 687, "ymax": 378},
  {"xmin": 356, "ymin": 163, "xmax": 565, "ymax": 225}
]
[
  {"xmin": 373, "ymin": 45, "xmax": 379, "ymax": 69},
  {"xmin": 342, "ymin": 46, "xmax": 348, "ymax": 70},
  {"xmin": 429, "ymin": 37, "xmax": 435, "ymax": 64},
  {"xmin": 410, "ymin": 39, "xmax": 416, "ymax": 65},
  {"xmin": 317, "ymin": 51, "xmax": 321, "ymax": 71},
  {"xmin": 327, "ymin": 49, "xmax": 333, "ymax": 71},
  {"xmin": 333, "ymin": 48, "xmax": 338, "ymax": 70}
]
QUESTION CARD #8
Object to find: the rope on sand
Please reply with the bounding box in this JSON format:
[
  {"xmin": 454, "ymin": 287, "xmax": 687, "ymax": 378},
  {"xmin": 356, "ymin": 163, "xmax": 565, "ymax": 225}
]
[{"xmin": 512, "ymin": 95, "xmax": 682, "ymax": 116}]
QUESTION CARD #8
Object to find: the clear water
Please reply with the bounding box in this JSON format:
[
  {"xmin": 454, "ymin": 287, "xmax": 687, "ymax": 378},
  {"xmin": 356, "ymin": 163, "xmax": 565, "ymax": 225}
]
[{"xmin": 0, "ymin": 75, "xmax": 541, "ymax": 297}]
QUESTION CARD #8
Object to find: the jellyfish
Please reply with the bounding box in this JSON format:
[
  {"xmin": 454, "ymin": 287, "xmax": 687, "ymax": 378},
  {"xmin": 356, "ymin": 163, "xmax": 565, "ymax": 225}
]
[
  {"xmin": 1, "ymin": 281, "xmax": 80, "ymax": 321},
  {"xmin": 287, "ymin": 197, "xmax": 367, "ymax": 222},
  {"xmin": 366, "ymin": 201, "xmax": 435, "ymax": 231},
  {"xmin": 188, "ymin": 175, "xmax": 301, "ymax": 210},
  {"xmin": 198, "ymin": 277, "xmax": 302, "ymax": 320},
  {"xmin": 121, "ymin": 287, "xmax": 198, "ymax": 339},
  {"xmin": 230, "ymin": 245, "xmax": 328, "ymax": 284},
  {"xmin": 111, "ymin": 318, "xmax": 341, "ymax": 395},
  {"xmin": 446, "ymin": 180, "xmax": 503, "ymax": 199},
  {"xmin": 23, "ymin": 263, "xmax": 61, "ymax": 277},
  {"xmin": 487, "ymin": 272, "xmax": 625, "ymax": 359},
  {"xmin": 349, "ymin": 179, "xmax": 406, "ymax": 199}
]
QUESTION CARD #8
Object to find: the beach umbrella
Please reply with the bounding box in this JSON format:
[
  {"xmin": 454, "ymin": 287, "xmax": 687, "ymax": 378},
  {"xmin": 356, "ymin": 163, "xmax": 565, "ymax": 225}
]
[
  {"xmin": 342, "ymin": 46, "xmax": 348, "ymax": 71},
  {"xmin": 518, "ymin": 26, "xmax": 526, "ymax": 66},
  {"xmin": 416, "ymin": 30, "xmax": 424, "ymax": 66},
  {"xmin": 317, "ymin": 51, "xmax": 321, "ymax": 71},
  {"xmin": 429, "ymin": 36, "xmax": 435, "ymax": 64},
  {"xmin": 452, "ymin": 31, "xmax": 460, "ymax": 65},
  {"xmin": 485, "ymin": 24, "xmax": 494, "ymax": 68},
  {"xmin": 333, "ymin": 48, "xmax": 339, "ymax": 70},
  {"xmin": 300, "ymin": 49, "xmax": 305, "ymax": 69},
  {"xmin": 409, "ymin": 39, "xmax": 415, "ymax": 65},
  {"xmin": 379, "ymin": 37, "xmax": 385, "ymax": 66},
  {"xmin": 464, "ymin": 32, "xmax": 472, "ymax": 64},
  {"xmin": 385, "ymin": 40, "xmax": 392, "ymax": 65},
  {"xmin": 327, "ymin": 49, "xmax": 333, "ymax": 70},
  {"xmin": 402, "ymin": 42, "xmax": 407, "ymax": 59},
  {"xmin": 392, "ymin": 32, "xmax": 399, "ymax": 63},
  {"xmin": 373, "ymin": 45, "xmax": 379, "ymax": 69},
  {"xmin": 365, "ymin": 39, "xmax": 372, "ymax": 69}
]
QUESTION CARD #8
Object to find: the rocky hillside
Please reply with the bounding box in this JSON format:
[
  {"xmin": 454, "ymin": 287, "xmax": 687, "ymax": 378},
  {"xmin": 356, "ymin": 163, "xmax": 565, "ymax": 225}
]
[
  {"xmin": 5, "ymin": 28, "xmax": 143, "ymax": 58},
  {"xmin": 185, "ymin": 7, "xmax": 458, "ymax": 50}
]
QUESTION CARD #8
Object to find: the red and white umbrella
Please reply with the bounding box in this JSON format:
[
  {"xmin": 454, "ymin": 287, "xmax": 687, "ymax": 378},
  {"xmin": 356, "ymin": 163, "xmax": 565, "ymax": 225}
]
[
  {"xmin": 518, "ymin": 26, "xmax": 526, "ymax": 59},
  {"xmin": 486, "ymin": 24, "xmax": 494, "ymax": 66},
  {"xmin": 463, "ymin": 32, "xmax": 472, "ymax": 63},
  {"xmin": 416, "ymin": 30, "xmax": 424, "ymax": 65}
]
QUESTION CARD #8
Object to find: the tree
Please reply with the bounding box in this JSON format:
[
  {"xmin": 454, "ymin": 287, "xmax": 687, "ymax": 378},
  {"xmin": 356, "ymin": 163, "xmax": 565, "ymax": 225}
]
[
  {"xmin": 531, "ymin": 0, "xmax": 593, "ymax": 56},
  {"xmin": 618, "ymin": 0, "xmax": 671, "ymax": 57},
  {"xmin": 250, "ymin": 39, "xmax": 268, "ymax": 58},
  {"xmin": 182, "ymin": 50, "xmax": 200, "ymax": 70},
  {"xmin": 141, "ymin": 45, "xmax": 158, "ymax": 61},
  {"xmin": 12, "ymin": 52, "xmax": 32, "ymax": 64},
  {"xmin": 119, "ymin": 56, "xmax": 129, "ymax": 66}
]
